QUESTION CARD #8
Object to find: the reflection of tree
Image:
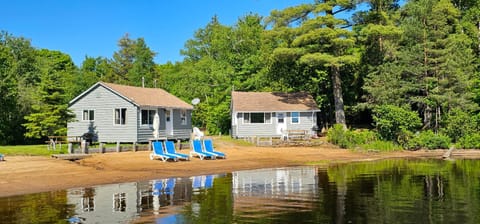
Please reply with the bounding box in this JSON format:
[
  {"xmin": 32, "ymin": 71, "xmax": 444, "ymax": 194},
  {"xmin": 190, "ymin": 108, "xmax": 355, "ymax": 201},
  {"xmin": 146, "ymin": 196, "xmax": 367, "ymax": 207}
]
[
  {"xmin": 322, "ymin": 159, "xmax": 480, "ymax": 223},
  {"xmin": 182, "ymin": 174, "xmax": 233, "ymax": 223},
  {"xmin": 0, "ymin": 190, "xmax": 76, "ymax": 223}
]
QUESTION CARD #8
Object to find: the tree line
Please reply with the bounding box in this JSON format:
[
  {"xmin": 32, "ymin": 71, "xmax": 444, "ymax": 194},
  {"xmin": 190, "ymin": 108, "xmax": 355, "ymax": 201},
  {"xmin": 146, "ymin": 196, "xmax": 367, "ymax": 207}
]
[{"xmin": 0, "ymin": 0, "xmax": 479, "ymax": 146}]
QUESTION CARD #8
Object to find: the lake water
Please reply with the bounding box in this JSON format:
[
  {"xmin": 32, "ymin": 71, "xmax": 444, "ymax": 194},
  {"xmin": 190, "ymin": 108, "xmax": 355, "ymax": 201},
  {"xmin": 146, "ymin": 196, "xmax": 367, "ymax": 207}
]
[{"xmin": 1, "ymin": 158, "xmax": 480, "ymax": 223}]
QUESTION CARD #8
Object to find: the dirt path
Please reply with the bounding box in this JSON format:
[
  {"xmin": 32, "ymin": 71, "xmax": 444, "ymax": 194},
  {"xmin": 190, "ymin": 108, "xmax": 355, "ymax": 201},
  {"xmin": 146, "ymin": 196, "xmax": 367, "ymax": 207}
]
[{"xmin": 1, "ymin": 140, "xmax": 478, "ymax": 197}]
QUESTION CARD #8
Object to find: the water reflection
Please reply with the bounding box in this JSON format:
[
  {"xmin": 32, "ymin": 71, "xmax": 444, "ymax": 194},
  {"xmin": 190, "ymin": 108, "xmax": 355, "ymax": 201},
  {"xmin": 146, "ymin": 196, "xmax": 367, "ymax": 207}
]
[
  {"xmin": 232, "ymin": 167, "xmax": 319, "ymax": 221},
  {"xmin": 2, "ymin": 159, "xmax": 480, "ymax": 223}
]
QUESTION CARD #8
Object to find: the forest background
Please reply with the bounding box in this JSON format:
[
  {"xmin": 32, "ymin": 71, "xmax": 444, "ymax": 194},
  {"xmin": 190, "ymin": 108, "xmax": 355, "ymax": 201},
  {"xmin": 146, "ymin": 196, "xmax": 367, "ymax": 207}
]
[{"xmin": 1, "ymin": 0, "xmax": 479, "ymax": 149}]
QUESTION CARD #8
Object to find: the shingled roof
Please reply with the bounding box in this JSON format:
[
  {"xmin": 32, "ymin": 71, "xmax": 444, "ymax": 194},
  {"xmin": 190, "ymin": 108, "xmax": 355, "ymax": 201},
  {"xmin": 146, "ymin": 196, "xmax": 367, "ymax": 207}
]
[
  {"xmin": 231, "ymin": 91, "xmax": 319, "ymax": 112},
  {"xmin": 70, "ymin": 82, "xmax": 193, "ymax": 109}
]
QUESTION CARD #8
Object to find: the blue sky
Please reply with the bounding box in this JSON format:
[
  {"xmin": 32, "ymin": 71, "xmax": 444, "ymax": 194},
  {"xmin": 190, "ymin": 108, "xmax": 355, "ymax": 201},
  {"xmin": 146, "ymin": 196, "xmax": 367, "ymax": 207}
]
[{"xmin": 1, "ymin": 0, "xmax": 316, "ymax": 66}]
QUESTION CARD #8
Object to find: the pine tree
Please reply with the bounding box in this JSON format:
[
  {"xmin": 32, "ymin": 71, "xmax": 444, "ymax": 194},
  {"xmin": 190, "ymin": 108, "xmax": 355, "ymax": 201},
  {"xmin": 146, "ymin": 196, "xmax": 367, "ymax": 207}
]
[{"xmin": 267, "ymin": 0, "xmax": 359, "ymax": 127}]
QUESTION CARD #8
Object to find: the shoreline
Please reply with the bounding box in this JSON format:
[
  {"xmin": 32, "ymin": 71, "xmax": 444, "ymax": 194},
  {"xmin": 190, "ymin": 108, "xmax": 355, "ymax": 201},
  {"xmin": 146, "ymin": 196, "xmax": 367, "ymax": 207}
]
[{"xmin": 1, "ymin": 141, "xmax": 479, "ymax": 197}]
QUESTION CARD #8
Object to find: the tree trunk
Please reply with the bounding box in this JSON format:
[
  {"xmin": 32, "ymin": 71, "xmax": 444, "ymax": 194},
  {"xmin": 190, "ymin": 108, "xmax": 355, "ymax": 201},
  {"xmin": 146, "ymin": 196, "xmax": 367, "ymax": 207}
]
[{"xmin": 331, "ymin": 65, "xmax": 346, "ymax": 127}]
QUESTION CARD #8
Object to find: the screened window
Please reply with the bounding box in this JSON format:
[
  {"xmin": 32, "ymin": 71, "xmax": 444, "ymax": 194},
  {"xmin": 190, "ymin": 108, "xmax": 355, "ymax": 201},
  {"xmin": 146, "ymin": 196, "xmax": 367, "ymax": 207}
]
[
  {"xmin": 250, "ymin": 113, "xmax": 264, "ymax": 123},
  {"xmin": 265, "ymin": 113, "xmax": 271, "ymax": 123},
  {"xmin": 291, "ymin": 112, "xmax": 300, "ymax": 124},
  {"xmin": 141, "ymin": 110, "xmax": 156, "ymax": 125},
  {"xmin": 83, "ymin": 110, "xmax": 94, "ymax": 121},
  {"xmin": 243, "ymin": 113, "xmax": 250, "ymax": 124},
  {"xmin": 181, "ymin": 110, "xmax": 187, "ymax": 125},
  {"xmin": 114, "ymin": 108, "xmax": 126, "ymax": 125},
  {"xmin": 165, "ymin": 110, "xmax": 171, "ymax": 122},
  {"xmin": 243, "ymin": 113, "xmax": 272, "ymax": 124}
]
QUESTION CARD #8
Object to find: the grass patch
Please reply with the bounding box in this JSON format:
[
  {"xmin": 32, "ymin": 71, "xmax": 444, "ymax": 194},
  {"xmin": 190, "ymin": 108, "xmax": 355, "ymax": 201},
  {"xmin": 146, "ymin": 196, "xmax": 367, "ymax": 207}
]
[
  {"xmin": 214, "ymin": 136, "xmax": 255, "ymax": 147},
  {"xmin": 0, "ymin": 145, "xmax": 68, "ymax": 156},
  {"xmin": 359, "ymin": 140, "xmax": 403, "ymax": 152}
]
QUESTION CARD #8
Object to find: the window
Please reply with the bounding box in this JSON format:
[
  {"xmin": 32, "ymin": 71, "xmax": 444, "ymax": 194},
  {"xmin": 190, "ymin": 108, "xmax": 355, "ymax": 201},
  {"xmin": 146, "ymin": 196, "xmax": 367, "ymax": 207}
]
[
  {"xmin": 165, "ymin": 110, "xmax": 171, "ymax": 122},
  {"xmin": 278, "ymin": 113, "xmax": 285, "ymax": 123},
  {"xmin": 181, "ymin": 110, "xmax": 187, "ymax": 125},
  {"xmin": 113, "ymin": 193, "xmax": 126, "ymax": 212},
  {"xmin": 114, "ymin": 108, "xmax": 126, "ymax": 125},
  {"xmin": 291, "ymin": 112, "xmax": 300, "ymax": 124},
  {"xmin": 265, "ymin": 113, "xmax": 271, "ymax": 123},
  {"xmin": 83, "ymin": 110, "xmax": 94, "ymax": 121},
  {"xmin": 141, "ymin": 109, "xmax": 156, "ymax": 125},
  {"xmin": 243, "ymin": 113, "xmax": 250, "ymax": 124},
  {"xmin": 243, "ymin": 113, "xmax": 272, "ymax": 124},
  {"xmin": 251, "ymin": 113, "xmax": 264, "ymax": 123}
]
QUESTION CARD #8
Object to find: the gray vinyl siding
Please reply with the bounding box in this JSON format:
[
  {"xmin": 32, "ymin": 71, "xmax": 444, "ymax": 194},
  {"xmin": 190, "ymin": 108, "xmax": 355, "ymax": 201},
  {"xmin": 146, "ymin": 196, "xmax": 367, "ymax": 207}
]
[
  {"xmin": 286, "ymin": 112, "xmax": 315, "ymax": 131},
  {"xmin": 171, "ymin": 109, "xmax": 192, "ymax": 139},
  {"xmin": 68, "ymin": 85, "xmax": 138, "ymax": 142},
  {"xmin": 137, "ymin": 108, "xmax": 160, "ymax": 142},
  {"xmin": 232, "ymin": 111, "xmax": 315, "ymax": 138},
  {"xmin": 136, "ymin": 108, "xmax": 192, "ymax": 141}
]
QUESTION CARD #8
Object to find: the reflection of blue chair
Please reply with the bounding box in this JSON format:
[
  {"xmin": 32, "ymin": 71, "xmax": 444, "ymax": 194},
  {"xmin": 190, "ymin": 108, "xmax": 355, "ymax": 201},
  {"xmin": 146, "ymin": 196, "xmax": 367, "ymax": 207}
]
[
  {"xmin": 150, "ymin": 141, "xmax": 177, "ymax": 162},
  {"xmin": 205, "ymin": 175, "xmax": 214, "ymax": 188},
  {"xmin": 190, "ymin": 140, "xmax": 216, "ymax": 160},
  {"xmin": 152, "ymin": 180, "xmax": 164, "ymax": 196},
  {"xmin": 156, "ymin": 214, "xmax": 184, "ymax": 224},
  {"xmin": 192, "ymin": 175, "xmax": 215, "ymax": 189},
  {"xmin": 192, "ymin": 175, "xmax": 203, "ymax": 189},
  {"xmin": 203, "ymin": 139, "xmax": 226, "ymax": 159},
  {"xmin": 164, "ymin": 141, "xmax": 190, "ymax": 161},
  {"xmin": 164, "ymin": 178, "xmax": 175, "ymax": 195}
]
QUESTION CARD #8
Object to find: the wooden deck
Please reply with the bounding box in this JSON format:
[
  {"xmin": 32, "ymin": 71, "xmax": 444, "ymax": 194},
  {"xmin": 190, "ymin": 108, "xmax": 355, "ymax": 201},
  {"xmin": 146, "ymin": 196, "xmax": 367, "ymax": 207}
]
[{"xmin": 51, "ymin": 154, "xmax": 92, "ymax": 160}]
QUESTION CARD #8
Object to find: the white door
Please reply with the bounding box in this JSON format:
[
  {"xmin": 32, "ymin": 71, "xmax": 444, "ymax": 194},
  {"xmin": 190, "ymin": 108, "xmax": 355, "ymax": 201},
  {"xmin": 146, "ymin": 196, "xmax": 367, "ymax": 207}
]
[
  {"xmin": 165, "ymin": 109, "xmax": 173, "ymax": 135},
  {"xmin": 276, "ymin": 112, "xmax": 286, "ymax": 135}
]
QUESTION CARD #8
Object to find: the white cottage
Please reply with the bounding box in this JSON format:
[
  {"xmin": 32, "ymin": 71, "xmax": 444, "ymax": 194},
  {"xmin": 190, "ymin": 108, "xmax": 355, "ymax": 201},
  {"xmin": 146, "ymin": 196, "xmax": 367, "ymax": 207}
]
[
  {"xmin": 231, "ymin": 91, "xmax": 320, "ymax": 139},
  {"xmin": 67, "ymin": 82, "xmax": 193, "ymax": 143}
]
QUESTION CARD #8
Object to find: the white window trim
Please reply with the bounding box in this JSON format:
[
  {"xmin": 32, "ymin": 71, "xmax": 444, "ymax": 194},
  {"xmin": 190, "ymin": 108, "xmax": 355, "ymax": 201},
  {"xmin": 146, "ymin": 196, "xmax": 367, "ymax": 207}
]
[
  {"xmin": 113, "ymin": 108, "xmax": 127, "ymax": 126},
  {"xmin": 140, "ymin": 109, "xmax": 156, "ymax": 126},
  {"xmin": 181, "ymin": 110, "xmax": 187, "ymax": 125},
  {"xmin": 82, "ymin": 109, "xmax": 95, "ymax": 121},
  {"xmin": 242, "ymin": 112, "xmax": 272, "ymax": 124},
  {"xmin": 291, "ymin": 111, "xmax": 300, "ymax": 124}
]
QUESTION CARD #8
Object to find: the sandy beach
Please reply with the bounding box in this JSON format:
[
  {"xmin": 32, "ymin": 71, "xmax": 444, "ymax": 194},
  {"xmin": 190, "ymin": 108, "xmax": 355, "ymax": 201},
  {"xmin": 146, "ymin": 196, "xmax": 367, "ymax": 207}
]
[{"xmin": 1, "ymin": 139, "xmax": 479, "ymax": 197}]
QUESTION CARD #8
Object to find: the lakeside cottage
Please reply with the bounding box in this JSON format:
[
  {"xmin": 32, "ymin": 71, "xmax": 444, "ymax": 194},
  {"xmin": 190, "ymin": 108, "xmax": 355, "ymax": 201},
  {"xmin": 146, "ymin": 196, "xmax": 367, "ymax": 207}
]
[
  {"xmin": 67, "ymin": 82, "xmax": 193, "ymax": 143},
  {"xmin": 230, "ymin": 91, "xmax": 320, "ymax": 139}
]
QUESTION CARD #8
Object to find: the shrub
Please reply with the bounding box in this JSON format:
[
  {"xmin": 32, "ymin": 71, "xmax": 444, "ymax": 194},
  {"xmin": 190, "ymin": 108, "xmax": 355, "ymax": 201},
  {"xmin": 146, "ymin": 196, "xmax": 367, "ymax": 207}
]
[
  {"xmin": 406, "ymin": 131, "xmax": 451, "ymax": 150},
  {"xmin": 441, "ymin": 109, "xmax": 478, "ymax": 142},
  {"xmin": 327, "ymin": 124, "xmax": 378, "ymax": 149},
  {"xmin": 372, "ymin": 105, "xmax": 422, "ymax": 142},
  {"xmin": 457, "ymin": 134, "xmax": 480, "ymax": 149},
  {"xmin": 360, "ymin": 140, "xmax": 403, "ymax": 151}
]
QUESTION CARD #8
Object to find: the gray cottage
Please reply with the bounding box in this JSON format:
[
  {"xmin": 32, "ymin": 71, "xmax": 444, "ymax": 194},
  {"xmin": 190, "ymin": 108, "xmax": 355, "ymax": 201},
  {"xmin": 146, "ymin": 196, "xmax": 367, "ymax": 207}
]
[
  {"xmin": 231, "ymin": 91, "xmax": 320, "ymax": 139},
  {"xmin": 67, "ymin": 82, "xmax": 193, "ymax": 143}
]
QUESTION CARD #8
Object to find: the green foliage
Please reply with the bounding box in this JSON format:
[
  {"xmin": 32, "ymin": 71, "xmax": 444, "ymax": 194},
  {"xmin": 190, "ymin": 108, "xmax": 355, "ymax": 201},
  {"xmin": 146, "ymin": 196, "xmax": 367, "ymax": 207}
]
[
  {"xmin": 441, "ymin": 109, "xmax": 479, "ymax": 142},
  {"xmin": 457, "ymin": 134, "xmax": 480, "ymax": 149},
  {"xmin": 372, "ymin": 105, "xmax": 421, "ymax": 141},
  {"xmin": 2, "ymin": 0, "xmax": 480, "ymax": 144},
  {"xmin": 327, "ymin": 124, "xmax": 402, "ymax": 151},
  {"xmin": 23, "ymin": 50, "xmax": 76, "ymax": 139},
  {"xmin": 360, "ymin": 140, "xmax": 403, "ymax": 151},
  {"xmin": 405, "ymin": 131, "xmax": 451, "ymax": 150}
]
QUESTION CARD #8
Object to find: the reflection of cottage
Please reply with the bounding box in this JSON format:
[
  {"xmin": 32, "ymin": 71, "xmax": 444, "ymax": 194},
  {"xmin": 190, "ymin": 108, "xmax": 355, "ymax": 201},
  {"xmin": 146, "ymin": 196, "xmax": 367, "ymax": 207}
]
[
  {"xmin": 232, "ymin": 167, "xmax": 318, "ymax": 216},
  {"xmin": 67, "ymin": 183, "xmax": 140, "ymax": 223},
  {"xmin": 67, "ymin": 82, "xmax": 193, "ymax": 143},
  {"xmin": 231, "ymin": 91, "xmax": 320, "ymax": 139}
]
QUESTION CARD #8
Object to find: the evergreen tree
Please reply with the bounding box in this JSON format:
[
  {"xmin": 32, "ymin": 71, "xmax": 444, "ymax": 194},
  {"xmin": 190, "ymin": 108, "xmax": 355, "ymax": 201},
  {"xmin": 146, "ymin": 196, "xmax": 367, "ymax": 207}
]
[
  {"xmin": 266, "ymin": 0, "xmax": 359, "ymax": 127},
  {"xmin": 112, "ymin": 34, "xmax": 157, "ymax": 86},
  {"xmin": 364, "ymin": 0, "xmax": 477, "ymax": 131},
  {"xmin": 23, "ymin": 50, "xmax": 76, "ymax": 138}
]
